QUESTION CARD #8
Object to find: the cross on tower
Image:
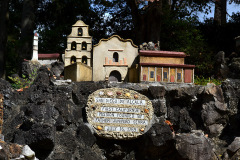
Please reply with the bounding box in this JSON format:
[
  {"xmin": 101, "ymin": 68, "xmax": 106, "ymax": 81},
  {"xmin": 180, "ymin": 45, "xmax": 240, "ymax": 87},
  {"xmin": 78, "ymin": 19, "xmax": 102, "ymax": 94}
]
[{"xmin": 77, "ymin": 15, "xmax": 83, "ymax": 20}]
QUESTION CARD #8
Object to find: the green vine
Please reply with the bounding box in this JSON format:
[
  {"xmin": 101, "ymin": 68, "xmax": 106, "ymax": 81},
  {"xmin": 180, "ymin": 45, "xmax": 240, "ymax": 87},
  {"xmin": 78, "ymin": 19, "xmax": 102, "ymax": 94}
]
[{"xmin": 8, "ymin": 69, "xmax": 38, "ymax": 89}]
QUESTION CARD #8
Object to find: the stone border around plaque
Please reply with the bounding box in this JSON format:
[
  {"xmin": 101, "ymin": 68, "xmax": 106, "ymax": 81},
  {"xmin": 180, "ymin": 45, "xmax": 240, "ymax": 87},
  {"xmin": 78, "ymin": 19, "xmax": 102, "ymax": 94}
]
[{"xmin": 86, "ymin": 88, "xmax": 154, "ymax": 140}]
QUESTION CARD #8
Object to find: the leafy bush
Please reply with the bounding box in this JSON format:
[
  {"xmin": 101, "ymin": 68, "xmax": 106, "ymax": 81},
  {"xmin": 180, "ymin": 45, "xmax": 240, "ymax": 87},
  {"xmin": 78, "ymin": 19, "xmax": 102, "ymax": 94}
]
[
  {"xmin": 8, "ymin": 69, "xmax": 38, "ymax": 89},
  {"xmin": 194, "ymin": 76, "xmax": 222, "ymax": 86}
]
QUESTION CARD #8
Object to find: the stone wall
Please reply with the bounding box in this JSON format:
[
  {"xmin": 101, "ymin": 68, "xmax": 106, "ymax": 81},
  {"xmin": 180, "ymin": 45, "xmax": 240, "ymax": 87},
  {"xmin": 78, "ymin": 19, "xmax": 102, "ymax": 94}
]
[{"xmin": 0, "ymin": 66, "xmax": 240, "ymax": 159}]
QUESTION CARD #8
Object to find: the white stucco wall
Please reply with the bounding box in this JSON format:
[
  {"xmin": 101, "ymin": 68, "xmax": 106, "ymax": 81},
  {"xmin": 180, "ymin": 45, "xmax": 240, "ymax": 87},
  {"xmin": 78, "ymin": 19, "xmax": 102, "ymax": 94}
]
[
  {"xmin": 38, "ymin": 59, "xmax": 58, "ymax": 65},
  {"xmin": 93, "ymin": 35, "xmax": 138, "ymax": 81}
]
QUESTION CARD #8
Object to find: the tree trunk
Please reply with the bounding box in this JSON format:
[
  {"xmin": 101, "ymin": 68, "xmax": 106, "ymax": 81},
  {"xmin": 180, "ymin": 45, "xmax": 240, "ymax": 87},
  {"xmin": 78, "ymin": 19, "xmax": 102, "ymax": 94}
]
[
  {"xmin": 18, "ymin": 0, "xmax": 36, "ymax": 63},
  {"xmin": 0, "ymin": 0, "xmax": 9, "ymax": 79},
  {"xmin": 214, "ymin": 0, "xmax": 227, "ymax": 25},
  {"xmin": 145, "ymin": 1, "xmax": 163, "ymax": 43},
  {"xmin": 126, "ymin": 0, "xmax": 163, "ymax": 45}
]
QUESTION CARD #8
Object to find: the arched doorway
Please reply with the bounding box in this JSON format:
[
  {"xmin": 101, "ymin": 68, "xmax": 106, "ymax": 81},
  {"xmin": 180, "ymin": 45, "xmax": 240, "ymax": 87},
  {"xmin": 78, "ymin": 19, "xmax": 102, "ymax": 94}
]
[{"xmin": 109, "ymin": 70, "xmax": 121, "ymax": 82}]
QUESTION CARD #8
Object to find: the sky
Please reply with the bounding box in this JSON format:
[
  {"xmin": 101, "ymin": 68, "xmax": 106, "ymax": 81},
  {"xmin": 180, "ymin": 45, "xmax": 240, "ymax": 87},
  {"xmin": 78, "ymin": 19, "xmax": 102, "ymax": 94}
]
[{"xmin": 198, "ymin": 2, "xmax": 239, "ymax": 22}]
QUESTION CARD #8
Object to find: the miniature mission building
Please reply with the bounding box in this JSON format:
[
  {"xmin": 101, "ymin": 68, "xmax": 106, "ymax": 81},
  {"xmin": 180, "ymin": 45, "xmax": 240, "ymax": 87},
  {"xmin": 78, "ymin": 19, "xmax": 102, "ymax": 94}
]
[
  {"xmin": 64, "ymin": 20, "xmax": 195, "ymax": 83},
  {"xmin": 139, "ymin": 50, "xmax": 195, "ymax": 83}
]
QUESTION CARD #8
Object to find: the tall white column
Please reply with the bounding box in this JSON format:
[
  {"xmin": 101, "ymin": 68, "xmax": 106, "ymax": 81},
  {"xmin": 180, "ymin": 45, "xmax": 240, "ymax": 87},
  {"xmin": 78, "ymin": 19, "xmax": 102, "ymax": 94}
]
[{"xmin": 32, "ymin": 32, "xmax": 38, "ymax": 61}]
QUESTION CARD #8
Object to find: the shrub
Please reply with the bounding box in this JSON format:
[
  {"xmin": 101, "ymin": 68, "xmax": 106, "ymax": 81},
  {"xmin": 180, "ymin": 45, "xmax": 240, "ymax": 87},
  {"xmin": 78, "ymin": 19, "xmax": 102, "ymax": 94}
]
[
  {"xmin": 194, "ymin": 76, "xmax": 222, "ymax": 86},
  {"xmin": 8, "ymin": 69, "xmax": 38, "ymax": 89}
]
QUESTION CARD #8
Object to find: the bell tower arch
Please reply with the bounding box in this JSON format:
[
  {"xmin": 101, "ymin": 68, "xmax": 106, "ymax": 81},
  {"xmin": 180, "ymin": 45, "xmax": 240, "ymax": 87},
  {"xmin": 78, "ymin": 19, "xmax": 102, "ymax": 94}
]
[{"xmin": 64, "ymin": 20, "xmax": 92, "ymax": 67}]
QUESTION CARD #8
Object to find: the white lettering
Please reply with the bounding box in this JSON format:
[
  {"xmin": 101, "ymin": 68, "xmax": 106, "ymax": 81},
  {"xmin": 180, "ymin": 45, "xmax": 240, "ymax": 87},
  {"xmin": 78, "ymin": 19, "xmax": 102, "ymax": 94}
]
[
  {"xmin": 94, "ymin": 118, "xmax": 148, "ymax": 125},
  {"xmin": 94, "ymin": 98, "xmax": 146, "ymax": 106},
  {"xmin": 104, "ymin": 126, "xmax": 139, "ymax": 132},
  {"xmin": 97, "ymin": 112, "xmax": 144, "ymax": 119},
  {"xmin": 101, "ymin": 107, "xmax": 141, "ymax": 113}
]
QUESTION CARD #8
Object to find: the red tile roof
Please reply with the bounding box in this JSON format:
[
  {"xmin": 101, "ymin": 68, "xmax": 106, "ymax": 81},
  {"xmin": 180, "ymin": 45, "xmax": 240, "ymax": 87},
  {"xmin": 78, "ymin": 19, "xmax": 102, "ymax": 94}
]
[
  {"xmin": 139, "ymin": 50, "xmax": 187, "ymax": 58},
  {"xmin": 38, "ymin": 53, "xmax": 60, "ymax": 59}
]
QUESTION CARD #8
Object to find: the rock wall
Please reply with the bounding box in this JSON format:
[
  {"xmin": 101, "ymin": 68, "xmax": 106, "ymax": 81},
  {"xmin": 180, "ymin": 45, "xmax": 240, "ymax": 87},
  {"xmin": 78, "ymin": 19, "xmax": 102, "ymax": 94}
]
[{"xmin": 0, "ymin": 66, "xmax": 240, "ymax": 160}]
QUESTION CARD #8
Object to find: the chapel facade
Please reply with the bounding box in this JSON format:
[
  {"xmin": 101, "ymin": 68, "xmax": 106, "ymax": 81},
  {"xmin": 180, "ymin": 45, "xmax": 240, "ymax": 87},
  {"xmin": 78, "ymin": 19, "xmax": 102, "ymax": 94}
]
[{"xmin": 92, "ymin": 35, "xmax": 138, "ymax": 82}]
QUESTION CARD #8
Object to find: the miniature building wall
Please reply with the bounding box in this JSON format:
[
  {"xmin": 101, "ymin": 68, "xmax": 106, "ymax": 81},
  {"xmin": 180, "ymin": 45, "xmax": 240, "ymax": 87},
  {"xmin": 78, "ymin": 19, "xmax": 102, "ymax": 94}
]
[
  {"xmin": 93, "ymin": 35, "xmax": 138, "ymax": 82},
  {"xmin": 64, "ymin": 20, "xmax": 92, "ymax": 67},
  {"xmin": 64, "ymin": 62, "xmax": 92, "ymax": 82},
  {"xmin": 139, "ymin": 50, "xmax": 195, "ymax": 83},
  {"xmin": 38, "ymin": 53, "xmax": 60, "ymax": 65},
  {"xmin": 129, "ymin": 65, "xmax": 139, "ymax": 83}
]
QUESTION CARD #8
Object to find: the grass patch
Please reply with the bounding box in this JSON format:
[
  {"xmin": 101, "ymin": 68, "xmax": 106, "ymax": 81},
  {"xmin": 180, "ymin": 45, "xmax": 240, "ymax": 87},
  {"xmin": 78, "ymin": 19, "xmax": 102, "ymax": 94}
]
[{"xmin": 194, "ymin": 76, "xmax": 222, "ymax": 86}]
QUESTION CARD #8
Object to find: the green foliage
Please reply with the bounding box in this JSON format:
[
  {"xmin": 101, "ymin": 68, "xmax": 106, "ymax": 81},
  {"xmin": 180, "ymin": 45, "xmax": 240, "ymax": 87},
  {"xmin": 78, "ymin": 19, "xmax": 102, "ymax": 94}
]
[
  {"xmin": 160, "ymin": 13, "xmax": 215, "ymax": 77},
  {"xmin": 194, "ymin": 76, "xmax": 222, "ymax": 86},
  {"xmin": 8, "ymin": 69, "xmax": 38, "ymax": 89},
  {"xmin": 36, "ymin": 0, "xmax": 91, "ymax": 53},
  {"xmin": 5, "ymin": 0, "xmax": 240, "ymax": 80}
]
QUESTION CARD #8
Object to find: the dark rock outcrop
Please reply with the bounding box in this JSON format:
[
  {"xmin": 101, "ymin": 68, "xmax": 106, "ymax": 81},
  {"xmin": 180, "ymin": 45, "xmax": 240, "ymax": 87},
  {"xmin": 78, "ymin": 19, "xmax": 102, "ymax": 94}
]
[
  {"xmin": 214, "ymin": 51, "xmax": 230, "ymax": 79},
  {"xmin": 21, "ymin": 61, "xmax": 41, "ymax": 79},
  {"xmin": 222, "ymin": 137, "xmax": 240, "ymax": 160},
  {"xmin": 175, "ymin": 130, "xmax": 217, "ymax": 160},
  {"xmin": 1, "ymin": 67, "xmax": 240, "ymax": 159},
  {"xmin": 228, "ymin": 58, "xmax": 240, "ymax": 79},
  {"xmin": 0, "ymin": 141, "xmax": 38, "ymax": 160},
  {"xmin": 50, "ymin": 62, "xmax": 64, "ymax": 77}
]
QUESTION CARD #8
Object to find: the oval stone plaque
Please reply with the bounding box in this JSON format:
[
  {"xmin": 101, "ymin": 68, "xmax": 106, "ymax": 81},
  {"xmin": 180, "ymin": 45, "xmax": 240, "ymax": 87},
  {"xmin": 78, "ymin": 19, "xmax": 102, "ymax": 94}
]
[{"xmin": 86, "ymin": 88, "xmax": 154, "ymax": 140}]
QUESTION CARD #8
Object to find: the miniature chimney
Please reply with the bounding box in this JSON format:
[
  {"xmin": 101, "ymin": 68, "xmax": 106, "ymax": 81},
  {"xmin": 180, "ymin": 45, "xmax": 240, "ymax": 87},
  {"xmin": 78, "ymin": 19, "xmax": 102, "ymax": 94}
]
[{"xmin": 32, "ymin": 32, "xmax": 38, "ymax": 61}]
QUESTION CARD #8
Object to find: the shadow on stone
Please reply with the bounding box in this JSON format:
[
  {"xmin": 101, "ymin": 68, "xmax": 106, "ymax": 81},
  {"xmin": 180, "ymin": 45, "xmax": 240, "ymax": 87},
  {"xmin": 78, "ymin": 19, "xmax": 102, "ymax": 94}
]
[{"xmin": 29, "ymin": 138, "xmax": 54, "ymax": 160}]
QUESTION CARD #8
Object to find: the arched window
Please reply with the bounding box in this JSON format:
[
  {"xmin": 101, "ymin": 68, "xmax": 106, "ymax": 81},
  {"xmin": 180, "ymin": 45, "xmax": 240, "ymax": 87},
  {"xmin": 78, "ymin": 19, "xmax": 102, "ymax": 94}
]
[
  {"xmin": 113, "ymin": 52, "xmax": 119, "ymax": 62},
  {"xmin": 78, "ymin": 28, "xmax": 83, "ymax": 36},
  {"xmin": 71, "ymin": 41, "xmax": 76, "ymax": 50},
  {"xmin": 82, "ymin": 42, "xmax": 87, "ymax": 50},
  {"xmin": 71, "ymin": 56, "xmax": 76, "ymax": 64},
  {"xmin": 82, "ymin": 56, "xmax": 87, "ymax": 65}
]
